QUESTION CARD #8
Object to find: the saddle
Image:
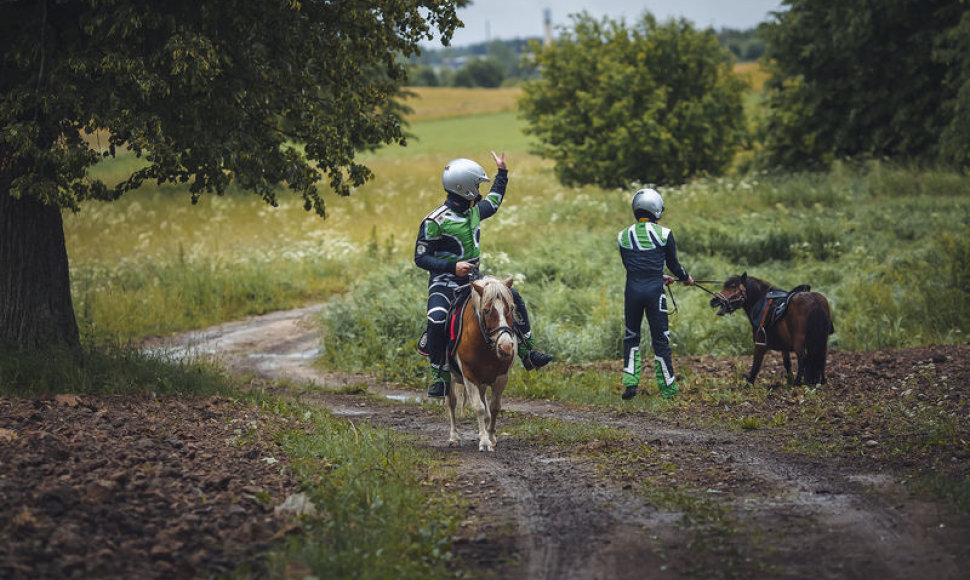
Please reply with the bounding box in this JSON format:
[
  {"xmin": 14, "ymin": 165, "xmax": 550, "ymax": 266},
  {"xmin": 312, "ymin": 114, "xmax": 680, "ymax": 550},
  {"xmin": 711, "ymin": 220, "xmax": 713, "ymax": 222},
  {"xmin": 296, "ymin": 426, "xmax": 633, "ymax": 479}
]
[
  {"xmin": 754, "ymin": 284, "xmax": 811, "ymax": 345},
  {"xmin": 417, "ymin": 286, "xmax": 472, "ymax": 359}
]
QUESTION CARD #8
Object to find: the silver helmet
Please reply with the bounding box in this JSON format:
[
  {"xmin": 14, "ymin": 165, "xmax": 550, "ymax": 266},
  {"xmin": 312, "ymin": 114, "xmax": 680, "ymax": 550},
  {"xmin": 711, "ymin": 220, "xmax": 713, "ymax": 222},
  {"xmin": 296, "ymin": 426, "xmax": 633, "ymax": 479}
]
[
  {"xmin": 632, "ymin": 188, "xmax": 664, "ymax": 220},
  {"xmin": 442, "ymin": 158, "xmax": 489, "ymax": 200}
]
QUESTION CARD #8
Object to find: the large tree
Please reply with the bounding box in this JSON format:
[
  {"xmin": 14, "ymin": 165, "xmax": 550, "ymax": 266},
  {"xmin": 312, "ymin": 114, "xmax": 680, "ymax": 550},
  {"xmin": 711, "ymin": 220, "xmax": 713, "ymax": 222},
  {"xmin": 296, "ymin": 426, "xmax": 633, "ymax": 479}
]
[
  {"xmin": 519, "ymin": 12, "xmax": 747, "ymax": 188},
  {"xmin": 758, "ymin": 0, "xmax": 970, "ymax": 169},
  {"xmin": 0, "ymin": 0, "xmax": 464, "ymax": 349}
]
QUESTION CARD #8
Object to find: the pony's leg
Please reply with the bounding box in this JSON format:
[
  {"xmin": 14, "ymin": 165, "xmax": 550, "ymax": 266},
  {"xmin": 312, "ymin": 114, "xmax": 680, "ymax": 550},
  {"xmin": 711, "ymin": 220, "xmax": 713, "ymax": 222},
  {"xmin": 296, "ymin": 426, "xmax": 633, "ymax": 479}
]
[
  {"xmin": 463, "ymin": 379, "xmax": 492, "ymax": 452},
  {"xmin": 793, "ymin": 350, "xmax": 806, "ymax": 386},
  {"xmin": 446, "ymin": 377, "xmax": 461, "ymax": 447},
  {"xmin": 486, "ymin": 374, "xmax": 508, "ymax": 449},
  {"xmin": 818, "ymin": 345, "xmax": 828, "ymax": 385},
  {"xmin": 782, "ymin": 351, "xmax": 793, "ymax": 385},
  {"xmin": 747, "ymin": 344, "xmax": 767, "ymax": 384}
]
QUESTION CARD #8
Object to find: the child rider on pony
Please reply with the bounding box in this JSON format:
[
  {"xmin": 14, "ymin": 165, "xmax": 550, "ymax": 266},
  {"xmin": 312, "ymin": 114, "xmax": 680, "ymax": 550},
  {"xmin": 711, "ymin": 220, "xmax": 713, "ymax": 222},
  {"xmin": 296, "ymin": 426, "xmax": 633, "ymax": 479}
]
[
  {"xmin": 617, "ymin": 188, "xmax": 694, "ymax": 400},
  {"xmin": 414, "ymin": 152, "xmax": 554, "ymax": 398}
]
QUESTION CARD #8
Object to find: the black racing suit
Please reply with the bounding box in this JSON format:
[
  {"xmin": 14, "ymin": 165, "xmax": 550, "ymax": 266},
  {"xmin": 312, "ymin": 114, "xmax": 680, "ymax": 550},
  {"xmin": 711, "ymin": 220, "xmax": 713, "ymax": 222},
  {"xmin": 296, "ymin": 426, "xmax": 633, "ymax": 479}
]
[
  {"xmin": 617, "ymin": 220, "xmax": 689, "ymax": 391},
  {"xmin": 414, "ymin": 169, "xmax": 533, "ymax": 374}
]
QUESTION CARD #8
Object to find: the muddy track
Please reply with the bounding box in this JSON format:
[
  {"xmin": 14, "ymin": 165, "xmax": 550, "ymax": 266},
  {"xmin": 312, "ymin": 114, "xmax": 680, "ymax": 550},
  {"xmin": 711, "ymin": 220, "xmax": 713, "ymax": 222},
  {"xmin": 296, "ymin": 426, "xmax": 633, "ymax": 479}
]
[{"xmin": 165, "ymin": 307, "xmax": 968, "ymax": 579}]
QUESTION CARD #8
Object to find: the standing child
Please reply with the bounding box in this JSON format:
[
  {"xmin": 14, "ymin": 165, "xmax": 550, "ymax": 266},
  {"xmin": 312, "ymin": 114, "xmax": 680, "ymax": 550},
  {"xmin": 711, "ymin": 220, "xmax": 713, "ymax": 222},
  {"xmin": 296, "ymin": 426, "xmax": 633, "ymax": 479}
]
[{"xmin": 617, "ymin": 188, "xmax": 694, "ymax": 400}]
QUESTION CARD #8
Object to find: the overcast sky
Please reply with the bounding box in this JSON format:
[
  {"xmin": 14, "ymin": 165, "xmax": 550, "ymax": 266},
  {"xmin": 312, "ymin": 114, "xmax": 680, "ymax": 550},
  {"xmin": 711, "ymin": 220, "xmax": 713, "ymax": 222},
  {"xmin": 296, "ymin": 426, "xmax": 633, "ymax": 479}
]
[{"xmin": 425, "ymin": 1, "xmax": 785, "ymax": 48}]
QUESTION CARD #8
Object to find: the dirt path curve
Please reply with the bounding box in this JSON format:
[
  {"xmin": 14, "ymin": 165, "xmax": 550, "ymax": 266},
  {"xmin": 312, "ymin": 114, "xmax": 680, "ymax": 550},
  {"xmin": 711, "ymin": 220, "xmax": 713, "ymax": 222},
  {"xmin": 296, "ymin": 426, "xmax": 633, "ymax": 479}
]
[{"xmin": 164, "ymin": 307, "xmax": 967, "ymax": 579}]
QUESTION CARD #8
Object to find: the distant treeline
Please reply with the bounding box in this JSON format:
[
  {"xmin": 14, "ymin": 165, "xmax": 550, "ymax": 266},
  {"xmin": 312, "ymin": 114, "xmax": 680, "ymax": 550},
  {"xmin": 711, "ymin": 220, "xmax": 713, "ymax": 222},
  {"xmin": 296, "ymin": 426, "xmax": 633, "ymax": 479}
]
[{"xmin": 408, "ymin": 28, "xmax": 763, "ymax": 88}]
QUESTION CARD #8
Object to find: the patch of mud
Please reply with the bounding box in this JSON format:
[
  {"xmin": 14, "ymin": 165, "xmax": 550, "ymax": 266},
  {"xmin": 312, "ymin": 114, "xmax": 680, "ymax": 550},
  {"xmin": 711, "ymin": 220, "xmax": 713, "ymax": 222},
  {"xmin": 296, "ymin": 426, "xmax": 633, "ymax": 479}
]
[
  {"xmin": 6, "ymin": 306, "xmax": 968, "ymax": 579},
  {"xmin": 0, "ymin": 394, "xmax": 300, "ymax": 580}
]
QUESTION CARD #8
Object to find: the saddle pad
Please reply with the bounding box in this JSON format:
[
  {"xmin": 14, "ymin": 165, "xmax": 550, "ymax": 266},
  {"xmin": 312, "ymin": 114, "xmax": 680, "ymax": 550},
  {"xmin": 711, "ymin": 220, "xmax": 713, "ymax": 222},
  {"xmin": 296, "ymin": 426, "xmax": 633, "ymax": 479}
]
[
  {"xmin": 763, "ymin": 285, "xmax": 812, "ymax": 329},
  {"xmin": 415, "ymin": 287, "xmax": 472, "ymax": 358}
]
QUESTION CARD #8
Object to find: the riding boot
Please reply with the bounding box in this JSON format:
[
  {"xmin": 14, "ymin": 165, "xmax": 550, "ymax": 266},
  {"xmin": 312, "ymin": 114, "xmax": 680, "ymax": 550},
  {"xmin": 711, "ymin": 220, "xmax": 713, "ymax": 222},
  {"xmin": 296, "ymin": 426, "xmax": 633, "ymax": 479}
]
[
  {"xmin": 427, "ymin": 367, "xmax": 450, "ymax": 398},
  {"xmin": 426, "ymin": 320, "xmax": 450, "ymax": 398},
  {"xmin": 518, "ymin": 336, "xmax": 554, "ymax": 370},
  {"xmin": 655, "ymin": 359, "xmax": 679, "ymax": 400}
]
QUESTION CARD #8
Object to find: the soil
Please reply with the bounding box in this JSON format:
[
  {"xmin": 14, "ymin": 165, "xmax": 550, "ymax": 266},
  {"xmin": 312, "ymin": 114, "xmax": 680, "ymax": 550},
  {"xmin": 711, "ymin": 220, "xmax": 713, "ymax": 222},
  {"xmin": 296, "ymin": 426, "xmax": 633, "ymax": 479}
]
[{"xmin": 2, "ymin": 305, "xmax": 968, "ymax": 579}]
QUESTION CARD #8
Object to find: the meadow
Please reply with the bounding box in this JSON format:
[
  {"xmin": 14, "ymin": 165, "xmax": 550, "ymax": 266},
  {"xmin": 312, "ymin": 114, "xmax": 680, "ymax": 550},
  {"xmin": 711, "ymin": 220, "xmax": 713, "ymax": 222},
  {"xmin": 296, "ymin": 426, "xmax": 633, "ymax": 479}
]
[{"xmin": 66, "ymin": 82, "xmax": 970, "ymax": 379}]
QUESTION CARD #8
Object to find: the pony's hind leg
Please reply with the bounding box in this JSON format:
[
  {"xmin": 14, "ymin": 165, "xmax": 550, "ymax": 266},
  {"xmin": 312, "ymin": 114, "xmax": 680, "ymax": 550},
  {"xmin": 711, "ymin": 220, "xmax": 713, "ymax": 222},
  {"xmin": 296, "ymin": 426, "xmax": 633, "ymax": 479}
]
[
  {"xmin": 446, "ymin": 378, "xmax": 461, "ymax": 447},
  {"xmin": 793, "ymin": 350, "xmax": 806, "ymax": 386},
  {"xmin": 782, "ymin": 351, "xmax": 794, "ymax": 385}
]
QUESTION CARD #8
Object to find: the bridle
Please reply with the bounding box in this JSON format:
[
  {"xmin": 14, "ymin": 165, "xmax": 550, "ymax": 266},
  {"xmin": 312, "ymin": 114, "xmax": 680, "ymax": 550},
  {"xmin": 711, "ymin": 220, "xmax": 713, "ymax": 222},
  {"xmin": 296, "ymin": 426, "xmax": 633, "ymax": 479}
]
[
  {"xmin": 693, "ymin": 279, "xmax": 746, "ymax": 313},
  {"xmin": 477, "ymin": 292, "xmax": 516, "ymax": 348},
  {"xmin": 718, "ymin": 284, "xmax": 747, "ymax": 313}
]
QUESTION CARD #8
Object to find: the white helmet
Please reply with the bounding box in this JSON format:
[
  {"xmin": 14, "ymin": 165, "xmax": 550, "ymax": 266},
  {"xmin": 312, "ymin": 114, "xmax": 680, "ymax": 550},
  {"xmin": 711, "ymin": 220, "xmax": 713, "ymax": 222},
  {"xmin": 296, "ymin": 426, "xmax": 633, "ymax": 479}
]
[
  {"xmin": 632, "ymin": 188, "xmax": 664, "ymax": 220},
  {"xmin": 442, "ymin": 158, "xmax": 489, "ymax": 200}
]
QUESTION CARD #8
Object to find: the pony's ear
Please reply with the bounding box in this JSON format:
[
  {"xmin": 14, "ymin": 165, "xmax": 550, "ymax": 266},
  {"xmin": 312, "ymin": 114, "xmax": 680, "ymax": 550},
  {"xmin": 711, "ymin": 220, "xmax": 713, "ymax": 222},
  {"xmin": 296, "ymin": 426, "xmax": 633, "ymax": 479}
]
[
  {"xmin": 741, "ymin": 272, "xmax": 747, "ymax": 284},
  {"xmin": 503, "ymin": 276, "xmax": 514, "ymax": 289},
  {"xmin": 471, "ymin": 280, "xmax": 485, "ymax": 295}
]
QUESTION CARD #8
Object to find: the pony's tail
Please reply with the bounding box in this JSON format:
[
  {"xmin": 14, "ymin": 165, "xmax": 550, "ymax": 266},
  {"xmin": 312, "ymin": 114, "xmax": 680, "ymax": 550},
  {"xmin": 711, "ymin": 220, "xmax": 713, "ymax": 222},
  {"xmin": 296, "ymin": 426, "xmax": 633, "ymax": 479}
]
[{"xmin": 804, "ymin": 305, "xmax": 832, "ymax": 385}]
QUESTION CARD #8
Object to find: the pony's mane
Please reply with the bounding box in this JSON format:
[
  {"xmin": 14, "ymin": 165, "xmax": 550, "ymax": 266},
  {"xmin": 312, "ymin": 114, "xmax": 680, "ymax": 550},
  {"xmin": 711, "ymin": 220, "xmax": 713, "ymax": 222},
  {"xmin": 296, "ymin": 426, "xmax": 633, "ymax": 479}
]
[
  {"xmin": 476, "ymin": 276, "xmax": 513, "ymax": 307},
  {"xmin": 727, "ymin": 274, "xmax": 771, "ymax": 290}
]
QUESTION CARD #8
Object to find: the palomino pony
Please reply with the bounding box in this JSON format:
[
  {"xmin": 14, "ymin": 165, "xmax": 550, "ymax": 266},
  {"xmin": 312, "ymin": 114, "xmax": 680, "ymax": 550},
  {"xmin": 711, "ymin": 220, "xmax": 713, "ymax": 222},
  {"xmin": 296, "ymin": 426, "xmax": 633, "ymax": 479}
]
[
  {"xmin": 447, "ymin": 276, "xmax": 517, "ymax": 452},
  {"xmin": 711, "ymin": 273, "xmax": 834, "ymax": 386}
]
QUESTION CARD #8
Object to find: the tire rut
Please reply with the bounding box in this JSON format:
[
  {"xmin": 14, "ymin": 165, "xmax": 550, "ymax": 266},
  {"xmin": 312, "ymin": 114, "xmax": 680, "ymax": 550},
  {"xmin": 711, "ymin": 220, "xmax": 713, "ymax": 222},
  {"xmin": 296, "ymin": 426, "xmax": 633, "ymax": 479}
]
[{"xmin": 160, "ymin": 306, "xmax": 968, "ymax": 579}]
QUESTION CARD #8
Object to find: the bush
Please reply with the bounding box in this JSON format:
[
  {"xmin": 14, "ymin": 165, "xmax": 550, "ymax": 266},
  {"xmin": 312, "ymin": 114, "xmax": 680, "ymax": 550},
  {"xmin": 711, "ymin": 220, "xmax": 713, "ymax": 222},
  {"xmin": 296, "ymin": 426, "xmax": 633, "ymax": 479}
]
[{"xmin": 520, "ymin": 12, "xmax": 747, "ymax": 187}]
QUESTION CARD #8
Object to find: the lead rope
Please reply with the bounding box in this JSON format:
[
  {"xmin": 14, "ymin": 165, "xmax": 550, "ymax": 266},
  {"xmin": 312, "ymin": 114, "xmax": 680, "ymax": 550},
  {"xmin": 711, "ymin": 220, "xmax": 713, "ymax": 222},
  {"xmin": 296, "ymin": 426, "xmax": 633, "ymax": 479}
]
[
  {"xmin": 666, "ymin": 283, "xmax": 678, "ymax": 314},
  {"xmin": 669, "ymin": 279, "xmax": 728, "ymax": 314}
]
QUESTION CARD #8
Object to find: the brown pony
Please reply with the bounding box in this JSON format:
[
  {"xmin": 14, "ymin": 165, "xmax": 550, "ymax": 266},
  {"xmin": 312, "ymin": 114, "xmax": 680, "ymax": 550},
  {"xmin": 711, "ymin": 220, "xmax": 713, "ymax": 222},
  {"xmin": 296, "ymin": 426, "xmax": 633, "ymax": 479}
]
[
  {"xmin": 447, "ymin": 276, "xmax": 517, "ymax": 452},
  {"xmin": 711, "ymin": 273, "xmax": 834, "ymax": 386}
]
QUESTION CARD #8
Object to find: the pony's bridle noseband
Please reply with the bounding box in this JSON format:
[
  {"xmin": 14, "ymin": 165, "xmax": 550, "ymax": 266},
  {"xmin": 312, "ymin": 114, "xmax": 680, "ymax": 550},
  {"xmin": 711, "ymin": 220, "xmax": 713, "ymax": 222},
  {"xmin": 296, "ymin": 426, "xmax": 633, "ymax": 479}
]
[
  {"xmin": 718, "ymin": 285, "xmax": 747, "ymax": 313},
  {"xmin": 695, "ymin": 280, "xmax": 746, "ymax": 313},
  {"xmin": 478, "ymin": 300, "xmax": 516, "ymax": 348}
]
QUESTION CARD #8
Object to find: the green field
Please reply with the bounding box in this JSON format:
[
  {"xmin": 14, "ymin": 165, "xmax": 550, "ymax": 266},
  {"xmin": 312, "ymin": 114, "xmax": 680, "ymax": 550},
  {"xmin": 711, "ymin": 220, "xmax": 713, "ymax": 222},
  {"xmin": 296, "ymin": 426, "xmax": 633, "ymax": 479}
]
[{"xmin": 66, "ymin": 87, "xmax": 970, "ymax": 363}]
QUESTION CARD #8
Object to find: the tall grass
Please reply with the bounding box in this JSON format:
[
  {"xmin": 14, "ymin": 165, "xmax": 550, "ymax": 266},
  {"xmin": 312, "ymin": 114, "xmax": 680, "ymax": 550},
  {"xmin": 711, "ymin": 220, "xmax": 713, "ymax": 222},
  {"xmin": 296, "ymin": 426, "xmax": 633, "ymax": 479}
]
[
  {"xmin": 66, "ymin": 86, "xmax": 969, "ymax": 359},
  {"xmin": 0, "ymin": 344, "xmax": 234, "ymax": 397},
  {"xmin": 319, "ymin": 159, "xmax": 970, "ymax": 386},
  {"xmin": 264, "ymin": 401, "xmax": 458, "ymax": 579}
]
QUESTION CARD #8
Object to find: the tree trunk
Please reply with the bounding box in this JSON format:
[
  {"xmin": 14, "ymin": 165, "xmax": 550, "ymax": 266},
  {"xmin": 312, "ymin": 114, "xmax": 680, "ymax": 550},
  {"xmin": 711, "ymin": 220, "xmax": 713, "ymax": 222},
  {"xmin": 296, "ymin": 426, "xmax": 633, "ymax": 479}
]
[{"xmin": 0, "ymin": 185, "xmax": 81, "ymax": 350}]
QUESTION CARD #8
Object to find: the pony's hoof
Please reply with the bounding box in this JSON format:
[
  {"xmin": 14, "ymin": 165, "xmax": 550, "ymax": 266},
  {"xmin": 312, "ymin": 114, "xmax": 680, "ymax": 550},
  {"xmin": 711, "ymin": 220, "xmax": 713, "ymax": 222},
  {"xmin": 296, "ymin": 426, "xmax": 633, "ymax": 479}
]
[{"xmin": 448, "ymin": 440, "xmax": 461, "ymax": 448}]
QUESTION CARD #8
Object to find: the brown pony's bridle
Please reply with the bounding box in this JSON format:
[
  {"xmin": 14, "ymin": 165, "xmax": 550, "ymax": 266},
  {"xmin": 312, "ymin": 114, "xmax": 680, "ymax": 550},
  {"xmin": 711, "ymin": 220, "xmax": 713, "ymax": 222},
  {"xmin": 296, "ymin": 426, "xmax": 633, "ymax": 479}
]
[
  {"xmin": 477, "ymin": 294, "xmax": 516, "ymax": 348},
  {"xmin": 695, "ymin": 280, "xmax": 746, "ymax": 313},
  {"xmin": 719, "ymin": 284, "xmax": 747, "ymax": 313}
]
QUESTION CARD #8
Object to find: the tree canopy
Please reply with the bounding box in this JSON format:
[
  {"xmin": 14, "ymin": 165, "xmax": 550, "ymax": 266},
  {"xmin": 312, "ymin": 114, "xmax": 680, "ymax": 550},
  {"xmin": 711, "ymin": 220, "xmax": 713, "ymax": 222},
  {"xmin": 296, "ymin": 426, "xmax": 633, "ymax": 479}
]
[
  {"xmin": 0, "ymin": 0, "xmax": 465, "ymax": 348},
  {"xmin": 1, "ymin": 0, "xmax": 465, "ymax": 215},
  {"xmin": 518, "ymin": 12, "xmax": 747, "ymax": 188},
  {"xmin": 758, "ymin": 0, "xmax": 970, "ymax": 169}
]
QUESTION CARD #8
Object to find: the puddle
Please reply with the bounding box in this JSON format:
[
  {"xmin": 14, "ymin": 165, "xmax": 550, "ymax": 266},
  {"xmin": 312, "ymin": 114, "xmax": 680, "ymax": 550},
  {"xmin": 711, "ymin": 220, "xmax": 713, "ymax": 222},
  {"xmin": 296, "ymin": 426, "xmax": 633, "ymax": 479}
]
[
  {"xmin": 331, "ymin": 408, "xmax": 371, "ymax": 417},
  {"xmin": 248, "ymin": 350, "xmax": 319, "ymax": 360},
  {"xmin": 847, "ymin": 473, "xmax": 895, "ymax": 488},
  {"xmin": 385, "ymin": 394, "xmax": 425, "ymax": 404}
]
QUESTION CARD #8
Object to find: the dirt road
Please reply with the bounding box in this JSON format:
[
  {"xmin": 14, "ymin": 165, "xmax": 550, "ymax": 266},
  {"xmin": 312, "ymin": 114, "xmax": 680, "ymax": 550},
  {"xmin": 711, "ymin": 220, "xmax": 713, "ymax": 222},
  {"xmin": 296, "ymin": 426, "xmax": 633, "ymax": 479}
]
[{"xmin": 166, "ymin": 306, "xmax": 969, "ymax": 579}]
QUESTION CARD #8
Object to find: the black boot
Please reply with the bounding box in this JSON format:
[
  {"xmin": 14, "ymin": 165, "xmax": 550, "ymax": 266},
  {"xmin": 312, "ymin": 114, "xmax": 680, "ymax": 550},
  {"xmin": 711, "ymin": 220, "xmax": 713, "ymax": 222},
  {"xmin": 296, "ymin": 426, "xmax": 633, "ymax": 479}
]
[
  {"xmin": 427, "ymin": 368, "xmax": 450, "ymax": 398},
  {"xmin": 519, "ymin": 337, "xmax": 554, "ymax": 370}
]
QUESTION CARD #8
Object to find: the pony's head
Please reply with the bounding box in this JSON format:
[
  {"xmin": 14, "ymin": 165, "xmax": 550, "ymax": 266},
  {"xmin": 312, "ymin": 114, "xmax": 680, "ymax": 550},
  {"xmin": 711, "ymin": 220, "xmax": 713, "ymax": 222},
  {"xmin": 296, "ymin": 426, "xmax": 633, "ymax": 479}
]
[
  {"xmin": 471, "ymin": 276, "xmax": 517, "ymax": 359},
  {"xmin": 711, "ymin": 272, "xmax": 749, "ymax": 316}
]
